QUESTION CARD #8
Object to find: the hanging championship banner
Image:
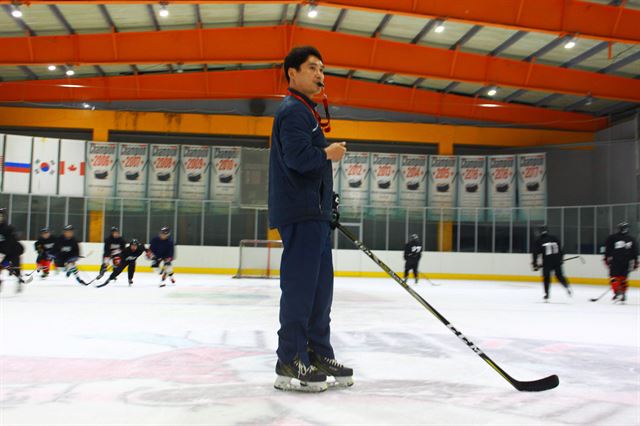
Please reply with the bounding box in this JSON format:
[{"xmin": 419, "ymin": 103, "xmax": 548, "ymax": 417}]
[
  {"xmin": 399, "ymin": 154, "xmax": 428, "ymax": 208},
  {"xmin": 428, "ymin": 155, "xmax": 457, "ymax": 219},
  {"xmin": 117, "ymin": 143, "xmax": 148, "ymax": 199},
  {"xmin": 4, "ymin": 134, "xmax": 33, "ymax": 194},
  {"xmin": 86, "ymin": 142, "xmax": 117, "ymax": 198},
  {"xmin": 457, "ymin": 156, "xmax": 486, "ymax": 221},
  {"xmin": 0, "ymin": 134, "xmax": 5, "ymax": 191},
  {"xmin": 179, "ymin": 145, "xmax": 210, "ymax": 200},
  {"xmin": 58, "ymin": 139, "xmax": 86, "ymax": 197},
  {"xmin": 517, "ymin": 153, "xmax": 547, "ymax": 221},
  {"xmin": 148, "ymin": 144, "xmax": 178, "ymax": 199},
  {"xmin": 370, "ymin": 153, "xmax": 399, "ymax": 205},
  {"xmin": 210, "ymin": 146, "xmax": 240, "ymax": 203},
  {"xmin": 30, "ymin": 137, "xmax": 59, "ymax": 195},
  {"xmin": 340, "ymin": 152, "xmax": 370, "ymax": 213},
  {"xmin": 488, "ymin": 155, "xmax": 516, "ymax": 221}
]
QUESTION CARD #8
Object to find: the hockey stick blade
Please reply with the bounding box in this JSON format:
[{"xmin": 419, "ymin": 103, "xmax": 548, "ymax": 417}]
[
  {"xmin": 590, "ymin": 288, "xmax": 610, "ymax": 302},
  {"xmin": 510, "ymin": 374, "xmax": 559, "ymax": 392},
  {"xmin": 337, "ymin": 223, "xmax": 560, "ymax": 392}
]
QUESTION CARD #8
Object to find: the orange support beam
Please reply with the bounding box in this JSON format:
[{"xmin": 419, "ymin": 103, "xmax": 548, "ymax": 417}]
[
  {"xmin": 0, "ymin": 105, "xmax": 595, "ymax": 147},
  {"xmin": 1, "ymin": 26, "xmax": 638, "ymax": 103},
  {"xmin": 1, "ymin": 1, "xmax": 637, "ymax": 45},
  {"xmin": 0, "ymin": 69, "xmax": 608, "ymax": 132}
]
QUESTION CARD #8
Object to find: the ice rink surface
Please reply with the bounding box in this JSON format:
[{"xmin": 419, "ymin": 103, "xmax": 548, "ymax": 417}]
[{"xmin": 1, "ymin": 271, "xmax": 638, "ymax": 426}]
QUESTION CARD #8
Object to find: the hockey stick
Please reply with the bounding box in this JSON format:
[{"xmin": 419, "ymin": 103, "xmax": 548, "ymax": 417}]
[
  {"xmin": 563, "ymin": 256, "xmax": 585, "ymax": 264},
  {"xmin": 337, "ymin": 223, "xmax": 559, "ymax": 392},
  {"xmin": 589, "ymin": 288, "xmax": 610, "ymax": 302}
]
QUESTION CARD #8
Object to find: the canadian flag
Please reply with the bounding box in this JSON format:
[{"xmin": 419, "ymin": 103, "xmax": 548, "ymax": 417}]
[
  {"xmin": 59, "ymin": 161, "xmax": 86, "ymax": 176},
  {"xmin": 58, "ymin": 139, "xmax": 86, "ymax": 197}
]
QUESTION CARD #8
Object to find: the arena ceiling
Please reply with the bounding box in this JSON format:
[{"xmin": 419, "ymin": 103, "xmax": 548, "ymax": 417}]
[{"xmin": 0, "ymin": 0, "xmax": 639, "ymax": 132}]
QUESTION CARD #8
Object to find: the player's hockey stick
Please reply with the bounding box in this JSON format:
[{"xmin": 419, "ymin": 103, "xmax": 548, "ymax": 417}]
[
  {"xmin": 563, "ymin": 256, "xmax": 585, "ymax": 264},
  {"xmin": 589, "ymin": 288, "xmax": 610, "ymax": 302},
  {"xmin": 337, "ymin": 223, "xmax": 559, "ymax": 392}
]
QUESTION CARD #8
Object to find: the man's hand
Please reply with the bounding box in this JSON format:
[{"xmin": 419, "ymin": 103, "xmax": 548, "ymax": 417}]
[{"xmin": 325, "ymin": 142, "xmax": 347, "ymax": 161}]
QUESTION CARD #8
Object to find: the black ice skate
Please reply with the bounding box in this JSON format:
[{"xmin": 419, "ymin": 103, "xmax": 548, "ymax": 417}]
[
  {"xmin": 274, "ymin": 357, "xmax": 327, "ymax": 392},
  {"xmin": 128, "ymin": 279, "xmax": 133, "ymax": 286},
  {"xmin": 310, "ymin": 351, "xmax": 354, "ymax": 387},
  {"xmin": 543, "ymin": 294, "xmax": 549, "ymax": 302}
]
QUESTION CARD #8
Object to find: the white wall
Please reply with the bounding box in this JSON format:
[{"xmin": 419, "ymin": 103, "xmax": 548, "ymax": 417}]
[{"xmin": 19, "ymin": 241, "xmax": 630, "ymax": 285}]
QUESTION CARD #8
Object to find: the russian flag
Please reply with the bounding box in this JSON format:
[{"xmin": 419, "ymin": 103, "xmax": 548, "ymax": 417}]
[{"xmin": 5, "ymin": 162, "xmax": 31, "ymax": 173}]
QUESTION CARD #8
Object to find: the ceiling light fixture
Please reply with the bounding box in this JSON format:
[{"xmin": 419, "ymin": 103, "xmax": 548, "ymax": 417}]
[
  {"xmin": 47, "ymin": 65, "xmax": 57, "ymax": 71},
  {"xmin": 158, "ymin": 3, "xmax": 169, "ymax": 18},
  {"xmin": 487, "ymin": 86, "xmax": 498, "ymax": 97},
  {"xmin": 434, "ymin": 20, "xmax": 445, "ymax": 33},
  {"xmin": 307, "ymin": 4, "xmax": 318, "ymax": 18},
  {"xmin": 10, "ymin": 4, "xmax": 23, "ymax": 18},
  {"xmin": 564, "ymin": 36, "xmax": 577, "ymax": 49},
  {"xmin": 65, "ymin": 67, "xmax": 75, "ymax": 76}
]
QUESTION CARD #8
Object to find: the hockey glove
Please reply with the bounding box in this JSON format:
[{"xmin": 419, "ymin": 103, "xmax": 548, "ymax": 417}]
[{"xmin": 330, "ymin": 192, "xmax": 340, "ymax": 230}]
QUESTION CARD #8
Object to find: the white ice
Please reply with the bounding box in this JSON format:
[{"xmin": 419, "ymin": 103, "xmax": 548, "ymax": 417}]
[{"xmin": 1, "ymin": 271, "xmax": 639, "ymax": 425}]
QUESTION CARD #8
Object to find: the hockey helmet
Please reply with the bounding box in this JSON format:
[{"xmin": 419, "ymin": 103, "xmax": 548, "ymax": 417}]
[
  {"xmin": 40, "ymin": 226, "xmax": 50, "ymax": 234},
  {"xmin": 618, "ymin": 221, "xmax": 630, "ymax": 234},
  {"xmin": 130, "ymin": 238, "xmax": 140, "ymax": 246},
  {"xmin": 539, "ymin": 225, "xmax": 548, "ymax": 235},
  {"xmin": 111, "ymin": 226, "xmax": 120, "ymax": 233},
  {"xmin": 64, "ymin": 224, "xmax": 74, "ymax": 231},
  {"xmin": 160, "ymin": 226, "xmax": 170, "ymax": 235},
  {"xmin": 409, "ymin": 233, "xmax": 419, "ymax": 241}
]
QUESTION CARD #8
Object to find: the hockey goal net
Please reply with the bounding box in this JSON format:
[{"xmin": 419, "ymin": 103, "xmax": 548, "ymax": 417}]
[{"xmin": 234, "ymin": 239, "xmax": 283, "ymax": 279}]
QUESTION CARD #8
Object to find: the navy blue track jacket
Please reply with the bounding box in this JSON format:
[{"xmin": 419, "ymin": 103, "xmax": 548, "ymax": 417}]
[{"xmin": 268, "ymin": 89, "xmax": 333, "ymax": 228}]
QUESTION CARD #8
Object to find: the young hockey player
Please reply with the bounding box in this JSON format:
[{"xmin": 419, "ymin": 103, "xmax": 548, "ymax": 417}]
[
  {"xmin": 604, "ymin": 221, "xmax": 638, "ymax": 303},
  {"xmin": 0, "ymin": 207, "xmax": 28, "ymax": 292},
  {"xmin": 403, "ymin": 234, "xmax": 422, "ymax": 285},
  {"xmin": 34, "ymin": 227, "xmax": 56, "ymax": 278},
  {"xmin": 96, "ymin": 239, "xmax": 146, "ymax": 288},
  {"xmin": 532, "ymin": 225, "xmax": 572, "ymax": 301},
  {"xmin": 96, "ymin": 226, "xmax": 126, "ymax": 280},
  {"xmin": 148, "ymin": 226, "xmax": 175, "ymax": 287},
  {"xmin": 53, "ymin": 225, "xmax": 88, "ymax": 285}
]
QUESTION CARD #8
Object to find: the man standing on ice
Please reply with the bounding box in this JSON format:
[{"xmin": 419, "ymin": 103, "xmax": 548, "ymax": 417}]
[
  {"xmin": 268, "ymin": 46, "xmax": 352, "ymax": 392},
  {"xmin": 532, "ymin": 225, "xmax": 572, "ymax": 301},
  {"xmin": 604, "ymin": 221, "xmax": 638, "ymax": 303}
]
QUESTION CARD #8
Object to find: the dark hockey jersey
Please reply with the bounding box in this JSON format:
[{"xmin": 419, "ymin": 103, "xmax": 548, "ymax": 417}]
[
  {"xmin": 122, "ymin": 244, "xmax": 146, "ymax": 263},
  {"xmin": 35, "ymin": 235, "xmax": 57, "ymax": 255},
  {"xmin": 54, "ymin": 236, "xmax": 80, "ymax": 260},
  {"xmin": 533, "ymin": 234, "xmax": 564, "ymax": 266},
  {"xmin": 404, "ymin": 240, "xmax": 422, "ymax": 262},
  {"xmin": 103, "ymin": 236, "xmax": 126, "ymax": 258},
  {"xmin": 150, "ymin": 236, "xmax": 174, "ymax": 260},
  {"xmin": 0, "ymin": 223, "xmax": 23, "ymax": 257},
  {"xmin": 604, "ymin": 232, "xmax": 638, "ymax": 272}
]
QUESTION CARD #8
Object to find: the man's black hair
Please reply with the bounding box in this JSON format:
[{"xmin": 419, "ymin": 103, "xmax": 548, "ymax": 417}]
[{"xmin": 283, "ymin": 46, "xmax": 323, "ymax": 83}]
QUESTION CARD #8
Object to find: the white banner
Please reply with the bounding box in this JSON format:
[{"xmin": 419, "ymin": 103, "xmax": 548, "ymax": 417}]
[
  {"xmin": 488, "ymin": 155, "xmax": 516, "ymax": 221},
  {"xmin": 86, "ymin": 142, "xmax": 117, "ymax": 198},
  {"xmin": 457, "ymin": 156, "xmax": 486, "ymax": 221},
  {"xmin": 428, "ymin": 155, "xmax": 457, "ymax": 219},
  {"xmin": 58, "ymin": 139, "xmax": 86, "ymax": 197},
  {"xmin": 210, "ymin": 146, "xmax": 240, "ymax": 202},
  {"xmin": 0, "ymin": 134, "xmax": 4, "ymax": 191},
  {"xmin": 3, "ymin": 134, "xmax": 32, "ymax": 194},
  {"xmin": 30, "ymin": 137, "xmax": 59, "ymax": 195},
  {"xmin": 179, "ymin": 145, "xmax": 210, "ymax": 200},
  {"xmin": 148, "ymin": 144, "xmax": 179, "ymax": 199},
  {"xmin": 517, "ymin": 153, "xmax": 547, "ymax": 220},
  {"xmin": 399, "ymin": 154, "xmax": 428, "ymax": 208},
  {"xmin": 370, "ymin": 153, "xmax": 398, "ymax": 205},
  {"xmin": 117, "ymin": 143, "xmax": 148, "ymax": 199},
  {"xmin": 339, "ymin": 152, "xmax": 370, "ymax": 211}
]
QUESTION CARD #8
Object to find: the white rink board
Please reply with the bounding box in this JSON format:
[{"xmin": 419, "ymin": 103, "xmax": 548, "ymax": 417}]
[
  {"xmin": 0, "ymin": 274, "xmax": 638, "ymax": 426},
  {"xmin": 16, "ymin": 242, "xmax": 629, "ymax": 284}
]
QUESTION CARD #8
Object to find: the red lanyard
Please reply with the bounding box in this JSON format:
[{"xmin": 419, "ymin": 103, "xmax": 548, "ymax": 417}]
[{"xmin": 288, "ymin": 89, "xmax": 331, "ymax": 133}]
